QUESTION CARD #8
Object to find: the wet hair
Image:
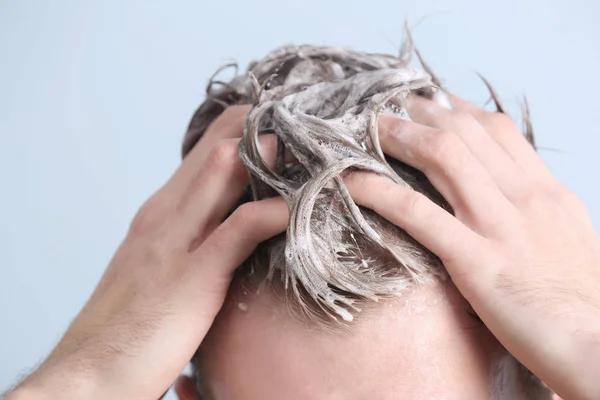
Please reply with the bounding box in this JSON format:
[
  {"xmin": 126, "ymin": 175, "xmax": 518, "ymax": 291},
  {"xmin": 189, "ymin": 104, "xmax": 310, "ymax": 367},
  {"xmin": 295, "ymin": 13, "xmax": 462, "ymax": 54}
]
[
  {"xmin": 183, "ymin": 39, "xmax": 552, "ymax": 400},
  {"xmin": 184, "ymin": 39, "xmax": 454, "ymax": 323}
]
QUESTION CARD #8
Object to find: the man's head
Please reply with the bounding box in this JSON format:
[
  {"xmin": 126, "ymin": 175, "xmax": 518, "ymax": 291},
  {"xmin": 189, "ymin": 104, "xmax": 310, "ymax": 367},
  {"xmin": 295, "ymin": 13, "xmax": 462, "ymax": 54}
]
[{"xmin": 181, "ymin": 42, "xmax": 552, "ymax": 399}]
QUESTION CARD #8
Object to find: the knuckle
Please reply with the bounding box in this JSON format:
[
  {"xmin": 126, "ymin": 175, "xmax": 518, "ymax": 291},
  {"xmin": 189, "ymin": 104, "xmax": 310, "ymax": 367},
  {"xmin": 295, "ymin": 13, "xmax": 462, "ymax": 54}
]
[
  {"xmin": 143, "ymin": 236, "xmax": 175, "ymax": 267},
  {"xmin": 383, "ymin": 115, "xmax": 407, "ymax": 137},
  {"xmin": 230, "ymin": 202, "xmax": 260, "ymax": 230},
  {"xmin": 130, "ymin": 193, "xmax": 170, "ymax": 236},
  {"xmin": 346, "ymin": 172, "xmax": 391, "ymax": 210},
  {"xmin": 399, "ymin": 190, "xmax": 429, "ymax": 219},
  {"xmin": 224, "ymin": 104, "xmax": 250, "ymax": 117},
  {"xmin": 424, "ymin": 129, "xmax": 461, "ymax": 161},
  {"xmin": 208, "ymin": 105, "xmax": 249, "ymax": 132},
  {"xmin": 488, "ymin": 112, "xmax": 516, "ymax": 127},
  {"xmin": 347, "ymin": 171, "xmax": 377, "ymax": 191},
  {"xmin": 451, "ymin": 110, "xmax": 476, "ymax": 126},
  {"xmin": 485, "ymin": 113, "xmax": 520, "ymax": 135},
  {"xmin": 377, "ymin": 178, "xmax": 400, "ymax": 202},
  {"xmin": 119, "ymin": 226, "xmax": 179, "ymax": 280},
  {"xmin": 520, "ymin": 189, "xmax": 552, "ymax": 212},
  {"xmin": 207, "ymin": 139, "xmax": 242, "ymax": 173}
]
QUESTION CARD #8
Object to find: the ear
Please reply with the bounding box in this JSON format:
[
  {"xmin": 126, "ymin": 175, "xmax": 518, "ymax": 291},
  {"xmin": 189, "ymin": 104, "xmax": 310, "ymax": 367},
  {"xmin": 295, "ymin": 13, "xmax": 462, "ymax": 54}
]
[{"xmin": 174, "ymin": 375, "xmax": 200, "ymax": 400}]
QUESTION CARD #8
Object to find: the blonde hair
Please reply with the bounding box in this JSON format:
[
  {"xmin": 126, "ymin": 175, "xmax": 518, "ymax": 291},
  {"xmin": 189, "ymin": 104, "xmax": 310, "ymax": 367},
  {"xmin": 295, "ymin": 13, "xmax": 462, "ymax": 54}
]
[
  {"xmin": 184, "ymin": 37, "xmax": 551, "ymax": 400},
  {"xmin": 184, "ymin": 40, "xmax": 454, "ymax": 323}
]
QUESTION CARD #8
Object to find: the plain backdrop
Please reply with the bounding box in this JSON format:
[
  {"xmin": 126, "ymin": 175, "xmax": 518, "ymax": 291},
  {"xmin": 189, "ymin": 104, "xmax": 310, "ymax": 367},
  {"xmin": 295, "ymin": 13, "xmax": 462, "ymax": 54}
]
[{"xmin": 1, "ymin": 0, "xmax": 599, "ymax": 398}]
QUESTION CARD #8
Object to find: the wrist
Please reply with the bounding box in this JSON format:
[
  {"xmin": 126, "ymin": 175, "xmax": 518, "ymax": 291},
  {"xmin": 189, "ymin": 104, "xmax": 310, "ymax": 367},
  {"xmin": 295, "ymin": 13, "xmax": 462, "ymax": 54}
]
[
  {"xmin": 6, "ymin": 365, "xmax": 99, "ymax": 400},
  {"xmin": 5, "ymin": 386, "xmax": 48, "ymax": 400}
]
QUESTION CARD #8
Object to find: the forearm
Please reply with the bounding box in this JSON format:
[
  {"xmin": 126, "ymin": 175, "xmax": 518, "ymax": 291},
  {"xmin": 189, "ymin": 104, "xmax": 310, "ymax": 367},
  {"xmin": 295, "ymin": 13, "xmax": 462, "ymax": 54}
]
[
  {"xmin": 565, "ymin": 330, "xmax": 600, "ymax": 400},
  {"xmin": 5, "ymin": 363, "xmax": 99, "ymax": 400}
]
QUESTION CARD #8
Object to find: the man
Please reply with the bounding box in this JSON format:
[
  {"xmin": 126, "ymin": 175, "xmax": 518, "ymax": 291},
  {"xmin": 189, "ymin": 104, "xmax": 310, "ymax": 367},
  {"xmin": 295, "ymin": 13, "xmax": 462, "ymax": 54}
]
[
  {"xmin": 177, "ymin": 44, "xmax": 553, "ymax": 399},
  {"xmin": 6, "ymin": 43, "xmax": 600, "ymax": 400}
]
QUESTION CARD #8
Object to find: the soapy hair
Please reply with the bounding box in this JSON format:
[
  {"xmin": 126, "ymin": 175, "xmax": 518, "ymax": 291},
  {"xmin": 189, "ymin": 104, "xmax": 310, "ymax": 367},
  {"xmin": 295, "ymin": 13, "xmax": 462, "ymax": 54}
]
[
  {"xmin": 184, "ymin": 35, "xmax": 456, "ymax": 323},
  {"xmin": 183, "ymin": 31, "xmax": 534, "ymax": 324},
  {"xmin": 183, "ymin": 35, "xmax": 551, "ymax": 400}
]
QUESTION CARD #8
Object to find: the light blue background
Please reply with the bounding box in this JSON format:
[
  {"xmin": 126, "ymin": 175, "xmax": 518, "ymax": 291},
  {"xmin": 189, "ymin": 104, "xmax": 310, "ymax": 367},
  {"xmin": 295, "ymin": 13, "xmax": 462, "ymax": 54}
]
[{"xmin": 1, "ymin": 1, "xmax": 599, "ymax": 398}]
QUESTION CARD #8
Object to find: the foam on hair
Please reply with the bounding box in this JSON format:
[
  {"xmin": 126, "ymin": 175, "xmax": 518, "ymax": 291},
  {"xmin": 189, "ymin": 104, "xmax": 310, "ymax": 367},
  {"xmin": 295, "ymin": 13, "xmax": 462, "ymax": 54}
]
[
  {"xmin": 184, "ymin": 37, "xmax": 552, "ymax": 400},
  {"xmin": 183, "ymin": 38, "xmax": 527, "ymax": 323}
]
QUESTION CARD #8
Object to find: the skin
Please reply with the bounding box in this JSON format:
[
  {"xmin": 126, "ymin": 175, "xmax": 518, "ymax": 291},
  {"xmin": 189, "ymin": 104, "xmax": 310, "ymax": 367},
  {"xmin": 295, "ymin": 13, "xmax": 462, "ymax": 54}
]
[
  {"xmin": 6, "ymin": 96, "xmax": 600, "ymax": 400},
  {"xmin": 194, "ymin": 282, "xmax": 511, "ymax": 400}
]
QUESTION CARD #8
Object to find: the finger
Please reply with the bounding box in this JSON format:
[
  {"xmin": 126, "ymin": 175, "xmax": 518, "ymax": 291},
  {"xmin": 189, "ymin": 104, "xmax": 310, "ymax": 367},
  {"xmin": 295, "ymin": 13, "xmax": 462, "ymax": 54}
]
[
  {"xmin": 191, "ymin": 197, "xmax": 288, "ymax": 287},
  {"xmin": 406, "ymin": 96, "xmax": 530, "ymax": 202},
  {"xmin": 378, "ymin": 115, "xmax": 517, "ymax": 233},
  {"xmin": 174, "ymin": 134, "xmax": 279, "ymax": 246},
  {"xmin": 344, "ymin": 171, "xmax": 484, "ymax": 265},
  {"xmin": 169, "ymin": 105, "xmax": 252, "ymax": 196},
  {"xmin": 449, "ymin": 94, "xmax": 555, "ymax": 185}
]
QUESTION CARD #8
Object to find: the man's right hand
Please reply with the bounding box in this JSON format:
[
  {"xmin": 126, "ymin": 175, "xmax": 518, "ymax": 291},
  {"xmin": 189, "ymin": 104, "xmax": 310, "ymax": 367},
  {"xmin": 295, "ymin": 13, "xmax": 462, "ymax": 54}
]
[{"xmin": 8, "ymin": 105, "xmax": 288, "ymax": 400}]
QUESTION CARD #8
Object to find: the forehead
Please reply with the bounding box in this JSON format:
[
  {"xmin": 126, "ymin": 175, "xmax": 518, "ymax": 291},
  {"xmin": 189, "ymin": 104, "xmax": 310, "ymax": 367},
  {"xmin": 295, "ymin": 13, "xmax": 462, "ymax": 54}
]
[{"xmin": 197, "ymin": 283, "xmax": 502, "ymax": 400}]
